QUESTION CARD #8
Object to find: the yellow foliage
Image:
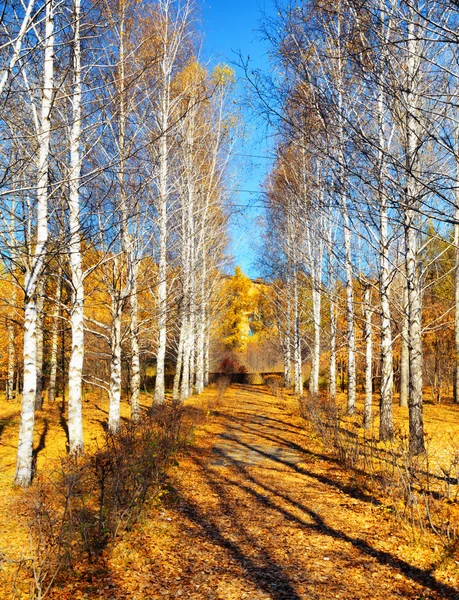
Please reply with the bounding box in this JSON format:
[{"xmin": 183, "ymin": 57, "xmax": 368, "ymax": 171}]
[{"xmin": 211, "ymin": 63, "xmax": 236, "ymax": 87}]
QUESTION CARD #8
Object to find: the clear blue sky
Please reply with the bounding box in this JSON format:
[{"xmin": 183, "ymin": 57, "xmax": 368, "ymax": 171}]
[{"xmin": 200, "ymin": 0, "xmax": 275, "ymax": 279}]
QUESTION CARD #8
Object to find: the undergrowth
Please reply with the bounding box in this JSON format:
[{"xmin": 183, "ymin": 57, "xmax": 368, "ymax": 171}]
[
  {"xmin": 299, "ymin": 394, "xmax": 459, "ymax": 557},
  {"xmin": 0, "ymin": 404, "xmax": 185, "ymax": 600}
]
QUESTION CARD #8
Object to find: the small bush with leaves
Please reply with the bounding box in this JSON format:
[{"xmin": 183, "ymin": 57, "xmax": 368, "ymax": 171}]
[
  {"xmin": 216, "ymin": 375, "xmax": 231, "ymax": 399},
  {"xmin": 264, "ymin": 374, "xmax": 284, "ymax": 398},
  {"xmin": 300, "ymin": 393, "xmax": 459, "ymax": 550},
  {"xmin": 18, "ymin": 406, "xmax": 183, "ymax": 599}
]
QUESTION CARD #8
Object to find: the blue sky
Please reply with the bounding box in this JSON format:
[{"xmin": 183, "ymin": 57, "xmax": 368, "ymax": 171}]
[{"xmin": 200, "ymin": 0, "xmax": 275, "ymax": 278}]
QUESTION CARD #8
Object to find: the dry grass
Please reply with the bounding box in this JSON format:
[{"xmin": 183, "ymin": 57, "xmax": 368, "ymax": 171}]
[
  {"xmin": 334, "ymin": 390, "xmax": 459, "ymax": 478},
  {"xmin": 1, "ymin": 385, "xmax": 458, "ymax": 600},
  {"xmin": 0, "ymin": 388, "xmax": 198, "ymax": 599},
  {"xmin": 300, "ymin": 389, "xmax": 459, "ymax": 565}
]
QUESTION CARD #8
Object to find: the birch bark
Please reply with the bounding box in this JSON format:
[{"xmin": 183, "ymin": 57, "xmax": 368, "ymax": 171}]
[
  {"xmin": 400, "ymin": 280, "xmax": 409, "ymax": 407},
  {"xmin": 154, "ymin": 55, "xmax": 170, "ymax": 406},
  {"xmin": 15, "ymin": 0, "xmax": 54, "ymax": 486},
  {"xmin": 404, "ymin": 8, "xmax": 425, "ymax": 455},
  {"xmin": 454, "ymin": 132, "xmax": 459, "ymax": 404},
  {"xmin": 377, "ymin": 14, "xmax": 394, "ymax": 436},
  {"xmin": 363, "ymin": 280, "xmax": 373, "ymax": 429},
  {"xmin": 48, "ymin": 274, "xmax": 61, "ymax": 402},
  {"xmin": 67, "ymin": 0, "xmax": 84, "ymax": 452},
  {"xmin": 0, "ymin": 0, "xmax": 36, "ymax": 97},
  {"xmin": 35, "ymin": 280, "xmax": 45, "ymax": 410}
]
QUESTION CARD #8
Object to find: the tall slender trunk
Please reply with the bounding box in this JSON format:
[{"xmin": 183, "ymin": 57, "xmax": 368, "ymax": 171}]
[
  {"xmin": 379, "ymin": 204, "xmax": 394, "ymax": 435},
  {"xmin": 204, "ymin": 308, "xmax": 210, "ymax": 387},
  {"xmin": 180, "ymin": 316, "xmax": 191, "ymax": 402},
  {"xmin": 405, "ymin": 10, "xmax": 425, "ymax": 455},
  {"xmin": 67, "ymin": 0, "xmax": 84, "ymax": 452},
  {"xmin": 173, "ymin": 319, "xmax": 184, "ymax": 402},
  {"xmin": 363, "ymin": 281, "xmax": 373, "ymax": 429},
  {"xmin": 343, "ymin": 208, "xmax": 356, "ymax": 414},
  {"xmin": 284, "ymin": 272, "xmax": 292, "ymax": 389},
  {"xmin": 16, "ymin": 300, "xmax": 38, "ymax": 485},
  {"xmin": 400, "ymin": 280, "xmax": 409, "ymax": 407},
  {"xmin": 336, "ymin": 8, "xmax": 355, "ymax": 415},
  {"xmin": 15, "ymin": 362, "xmax": 21, "ymax": 400},
  {"xmin": 283, "ymin": 331, "xmax": 292, "ymax": 390},
  {"xmin": 454, "ymin": 132, "xmax": 459, "ymax": 404},
  {"xmin": 154, "ymin": 86, "xmax": 169, "ymax": 405},
  {"xmin": 188, "ymin": 208, "xmax": 196, "ymax": 396},
  {"xmin": 35, "ymin": 280, "xmax": 45, "ymax": 410},
  {"xmin": 195, "ymin": 258, "xmax": 206, "ymax": 394},
  {"xmin": 405, "ymin": 210, "xmax": 424, "ymax": 454},
  {"xmin": 329, "ymin": 294, "xmax": 337, "ymax": 401},
  {"xmin": 48, "ymin": 273, "xmax": 62, "ymax": 402},
  {"xmin": 327, "ymin": 223, "xmax": 337, "ymax": 401},
  {"xmin": 109, "ymin": 292, "xmax": 123, "ymax": 433},
  {"xmin": 0, "ymin": 0, "xmax": 36, "ymax": 97},
  {"xmin": 292, "ymin": 264, "xmax": 302, "ymax": 396},
  {"xmin": 7, "ymin": 310, "xmax": 16, "ymax": 401},
  {"xmin": 15, "ymin": 0, "xmax": 53, "ymax": 486},
  {"xmin": 130, "ymin": 267, "xmax": 141, "ymax": 420},
  {"xmin": 377, "ymin": 34, "xmax": 394, "ymax": 436},
  {"xmin": 309, "ymin": 281, "xmax": 321, "ymax": 397}
]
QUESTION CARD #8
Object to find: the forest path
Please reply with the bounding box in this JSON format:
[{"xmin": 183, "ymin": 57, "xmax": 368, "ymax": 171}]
[{"xmin": 87, "ymin": 385, "xmax": 458, "ymax": 600}]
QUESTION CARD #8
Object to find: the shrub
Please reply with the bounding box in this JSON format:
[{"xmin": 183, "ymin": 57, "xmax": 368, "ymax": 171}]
[
  {"xmin": 216, "ymin": 375, "xmax": 231, "ymax": 399},
  {"xmin": 18, "ymin": 406, "xmax": 183, "ymax": 598},
  {"xmin": 300, "ymin": 393, "xmax": 459, "ymax": 550},
  {"xmin": 264, "ymin": 374, "xmax": 284, "ymax": 398}
]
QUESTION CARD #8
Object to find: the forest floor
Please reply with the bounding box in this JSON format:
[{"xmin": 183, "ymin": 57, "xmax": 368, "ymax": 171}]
[{"xmin": 1, "ymin": 385, "xmax": 459, "ymax": 599}]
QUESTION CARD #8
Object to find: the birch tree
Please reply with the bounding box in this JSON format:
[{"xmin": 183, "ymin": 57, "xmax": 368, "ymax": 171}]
[{"xmin": 15, "ymin": 0, "xmax": 54, "ymax": 486}]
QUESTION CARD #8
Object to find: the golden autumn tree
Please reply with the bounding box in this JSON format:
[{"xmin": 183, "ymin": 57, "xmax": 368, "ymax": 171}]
[{"xmin": 219, "ymin": 267, "xmax": 260, "ymax": 351}]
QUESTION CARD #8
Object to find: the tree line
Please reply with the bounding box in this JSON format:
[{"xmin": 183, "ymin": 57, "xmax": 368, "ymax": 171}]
[
  {"xmin": 0, "ymin": 0, "xmax": 235, "ymax": 486},
  {"xmin": 253, "ymin": 0, "xmax": 459, "ymax": 455}
]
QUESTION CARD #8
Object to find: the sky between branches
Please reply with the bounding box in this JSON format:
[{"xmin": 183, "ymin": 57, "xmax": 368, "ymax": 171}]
[{"xmin": 201, "ymin": 0, "xmax": 274, "ymax": 278}]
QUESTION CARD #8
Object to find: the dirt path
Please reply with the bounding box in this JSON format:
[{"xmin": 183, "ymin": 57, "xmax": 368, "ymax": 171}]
[{"xmin": 62, "ymin": 385, "xmax": 459, "ymax": 600}]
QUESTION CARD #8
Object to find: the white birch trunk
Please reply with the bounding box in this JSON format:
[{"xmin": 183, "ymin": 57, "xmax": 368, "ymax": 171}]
[
  {"xmin": 109, "ymin": 294, "xmax": 122, "ymax": 433},
  {"xmin": 7, "ymin": 317, "xmax": 15, "ymax": 401},
  {"xmin": 48, "ymin": 275, "xmax": 61, "ymax": 402},
  {"xmin": 292, "ymin": 264, "xmax": 303, "ymax": 396},
  {"xmin": 405, "ymin": 10, "xmax": 425, "ymax": 455},
  {"xmin": 376, "ymin": 27, "xmax": 394, "ymax": 434},
  {"xmin": 173, "ymin": 320, "xmax": 184, "ymax": 402},
  {"xmin": 154, "ymin": 91, "xmax": 169, "ymax": 405},
  {"xmin": 329, "ymin": 293, "xmax": 337, "ymax": 401},
  {"xmin": 283, "ymin": 329, "xmax": 292, "ymax": 390},
  {"xmin": 404, "ymin": 6, "xmax": 425, "ymax": 455},
  {"xmin": 188, "ymin": 211, "xmax": 196, "ymax": 396},
  {"xmin": 405, "ymin": 209, "xmax": 424, "ymax": 453},
  {"xmin": 15, "ymin": 0, "xmax": 53, "ymax": 486},
  {"xmin": 454, "ymin": 132, "xmax": 459, "ymax": 404},
  {"xmin": 130, "ymin": 268, "xmax": 141, "ymax": 420},
  {"xmin": 0, "ymin": 0, "xmax": 36, "ymax": 97},
  {"xmin": 195, "ymin": 260, "xmax": 206, "ymax": 394},
  {"xmin": 67, "ymin": 0, "xmax": 84, "ymax": 452},
  {"xmin": 15, "ymin": 300, "xmax": 38, "ymax": 485},
  {"xmin": 343, "ymin": 207, "xmax": 356, "ymax": 414},
  {"xmin": 35, "ymin": 281, "xmax": 45, "ymax": 410},
  {"xmin": 180, "ymin": 317, "xmax": 191, "ymax": 402},
  {"xmin": 204, "ymin": 309, "xmax": 210, "ymax": 387},
  {"xmin": 400, "ymin": 280, "xmax": 409, "ymax": 407},
  {"xmin": 309, "ymin": 282, "xmax": 321, "ymax": 397},
  {"xmin": 379, "ymin": 204, "xmax": 394, "ymax": 431},
  {"xmin": 363, "ymin": 281, "xmax": 373, "ymax": 429}
]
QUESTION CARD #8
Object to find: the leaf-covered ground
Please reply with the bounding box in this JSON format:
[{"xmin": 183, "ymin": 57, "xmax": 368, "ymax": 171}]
[{"xmin": 47, "ymin": 385, "xmax": 458, "ymax": 600}]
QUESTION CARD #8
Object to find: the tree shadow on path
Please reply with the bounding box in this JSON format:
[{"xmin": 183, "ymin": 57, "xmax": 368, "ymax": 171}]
[{"xmin": 200, "ymin": 448, "xmax": 459, "ymax": 600}]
